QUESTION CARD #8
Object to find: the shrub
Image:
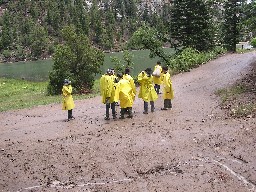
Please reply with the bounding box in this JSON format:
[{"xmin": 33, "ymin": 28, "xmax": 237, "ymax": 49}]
[
  {"xmin": 169, "ymin": 47, "xmax": 226, "ymax": 72},
  {"xmin": 47, "ymin": 25, "xmax": 104, "ymax": 95},
  {"xmin": 250, "ymin": 37, "xmax": 256, "ymax": 48}
]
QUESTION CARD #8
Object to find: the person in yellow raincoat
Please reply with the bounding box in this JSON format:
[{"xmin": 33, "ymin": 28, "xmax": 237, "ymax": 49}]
[
  {"xmin": 161, "ymin": 66, "xmax": 174, "ymax": 110},
  {"xmin": 100, "ymin": 69, "xmax": 117, "ymax": 120},
  {"xmin": 152, "ymin": 61, "xmax": 163, "ymax": 94},
  {"xmin": 116, "ymin": 73, "xmax": 135, "ymax": 119},
  {"xmin": 110, "ymin": 68, "xmax": 119, "ymax": 106},
  {"xmin": 62, "ymin": 79, "xmax": 75, "ymax": 121},
  {"xmin": 123, "ymin": 68, "xmax": 136, "ymax": 96},
  {"xmin": 138, "ymin": 68, "xmax": 158, "ymax": 114}
]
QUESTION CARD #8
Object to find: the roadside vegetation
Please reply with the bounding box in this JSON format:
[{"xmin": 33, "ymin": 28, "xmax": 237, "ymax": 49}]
[
  {"xmin": 0, "ymin": 47, "xmax": 226, "ymax": 112},
  {"xmin": 216, "ymin": 62, "xmax": 256, "ymax": 118},
  {"xmin": 0, "ymin": 78, "xmax": 100, "ymax": 112},
  {"xmin": 1, "ymin": 0, "xmax": 256, "ymax": 112}
]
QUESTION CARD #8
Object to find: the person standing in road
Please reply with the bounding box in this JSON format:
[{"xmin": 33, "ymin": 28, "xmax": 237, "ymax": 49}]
[
  {"xmin": 161, "ymin": 66, "xmax": 174, "ymax": 110},
  {"xmin": 116, "ymin": 73, "xmax": 135, "ymax": 119},
  {"xmin": 152, "ymin": 61, "xmax": 162, "ymax": 94},
  {"xmin": 110, "ymin": 68, "xmax": 119, "ymax": 106},
  {"xmin": 100, "ymin": 69, "xmax": 117, "ymax": 120},
  {"xmin": 62, "ymin": 79, "xmax": 75, "ymax": 121},
  {"xmin": 137, "ymin": 68, "xmax": 158, "ymax": 114},
  {"xmin": 123, "ymin": 68, "xmax": 136, "ymax": 98},
  {"xmin": 122, "ymin": 68, "xmax": 136, "ymax": 113}
]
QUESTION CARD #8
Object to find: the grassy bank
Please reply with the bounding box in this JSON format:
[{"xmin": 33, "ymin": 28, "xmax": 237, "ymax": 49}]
[
  {"xmin": 0, "ymin": 78, "xmax": 100, "ymax": 112},
  {"xmin": 216, "ymin": 62, "xmax": 256, "ymax": 118}
]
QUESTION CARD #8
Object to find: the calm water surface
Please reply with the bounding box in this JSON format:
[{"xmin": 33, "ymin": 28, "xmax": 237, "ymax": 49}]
[{"xmin": 0, "ymin": 49, "xmax": 174, "ymax": 81}]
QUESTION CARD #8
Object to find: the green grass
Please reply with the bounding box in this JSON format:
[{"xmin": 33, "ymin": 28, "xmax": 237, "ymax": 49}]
[
  {"xmin": 215, "ymin": 85, "xmax": 246, "ymax": 104},
  {"xmin": 230, "ymin": 104, "xmax": 255, "ymax": 118},
  {"xmin": 0, "ymin": 78, "xmax": 100, "ymax": 112},
  {"xmin": 216, "ymin": 85, "xmax": 255, "ymax": 118}
]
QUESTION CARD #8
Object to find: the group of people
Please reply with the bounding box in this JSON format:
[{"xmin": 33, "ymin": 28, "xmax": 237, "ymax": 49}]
[
  {"xmin": 61, "ymin": 61, "xmax": 174, "ymax": 121},
  {"xmin": 100, "ymin": 61, "xmax": 174, "ymax": 120}
]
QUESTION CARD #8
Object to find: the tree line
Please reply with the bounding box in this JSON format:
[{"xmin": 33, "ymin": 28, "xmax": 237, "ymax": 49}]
[
  {"xmin": 0, "ymin": 0, "xmax": 255, "ymax": 63},
  {"xmin": 1, "ymin": 0, "xmax": 256, "ymax": 95}
]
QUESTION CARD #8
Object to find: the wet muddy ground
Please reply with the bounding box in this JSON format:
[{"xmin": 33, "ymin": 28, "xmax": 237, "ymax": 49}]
[{"xmin": 0, "ymin": 52, "xmax": 256, "ymax": 192}]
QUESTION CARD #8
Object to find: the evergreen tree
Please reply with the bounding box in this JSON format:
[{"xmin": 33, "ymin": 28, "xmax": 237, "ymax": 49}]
[
  {"xmin": 240, "ymin": 1, "xmax": 256, "ymax": 38},
  {"xmin": 103, "ymin": 10, "xmax": 116, "ymax": 50},
  {"xmin": 71, "ymin": 0, "xmax": 89, "ymax": 35},
  {"xmin": 124, "ymin": 0, "xmax": 137, "ymax": 18},
  {"xmin": 30, "ymin": 24, "xmax": 48, "ymax": 59},
  {"xmin": 47, "ymin": 25, "xmax": 104, "ymax": 95},
  {"xmin": 0, "ymin": 11, "xmax": 12, "ymax": 49},
  {"xmin": 170, "ymin": 0, "xmax": 214, "ymax": 51},
  {"xmin": 222, "ymin": 0, "xmax": 240, "ymax": 52},
  {"xmin": 127, "ymin": 24, "xmax": 171, "ymax": 65}
]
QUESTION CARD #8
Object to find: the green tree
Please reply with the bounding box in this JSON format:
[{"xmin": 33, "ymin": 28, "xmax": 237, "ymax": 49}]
[
  {"xmin": 170, "ymin": 0, "xmax": 214, "ymax": 51},
  {"xmin": 0, "ymin": 11, "xmax": 12, "ymax": 49},
  {"xmin": 30, "ymin": 24, "xmax": 48, "ymax": 59},
  {"xmin": 222, "ymin": 0, "xmax": 240, "ymax": 52},
  {"xmin": 70, "ymin": 0, "xmax": 89, "ymax": 35},
  {"xmin": 89, "ymin": 0, "xmax": 104, "ymax": 45},
  {"xmin": 240, "ymin": 1, "xmax": 256, "ymax": 39},
  {"xmin": 102, "ymin": 9, "xmax": 116, "ymax": 50},
  {"xmin": 124, "ymin": 0, "xmax": 137, "ymax": 18},
  {"xmin": 46, "ymin": 1, "xmax": 61, "ymax": 35},
  {"xmin": 111, "ymin": 50, "xmax": 135, "ymax": 74},
  {"xmin": 47, "ymin": 25, "xmax": 104, "ymax": 95},
  {"xmin": 127, "ymin": 24, "xmax": 171, "ymax": 65}
]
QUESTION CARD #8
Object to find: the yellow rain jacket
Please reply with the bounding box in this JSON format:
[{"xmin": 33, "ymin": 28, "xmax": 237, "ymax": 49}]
[
  {"xmin": 100, "ymin": 74, "xmax": 115, "ymax": 104},
  {"xmin": 111, "ymin": 74, "xmax": 119, "ymax": 102},
  {"xmin": 123, "ymin": 74, "xmax": 136, "ymax": 96},
  {"xmin": 162, "ymin": 72, "xmax": 174, "ymax": 100},
  {"xmin": 153, "ymin": 64, "xmax": 163, "ymax": 85},
  {"xmin": 117, "ymin": 78, "xmax": 135, "ymax": 108},
  {"xmin": 138, "ymin": 71, "xmax": 158, "ymax": 102},
  {"xmin": 62, "ymin": 85, "xmax": 75, "ymax": 110}
]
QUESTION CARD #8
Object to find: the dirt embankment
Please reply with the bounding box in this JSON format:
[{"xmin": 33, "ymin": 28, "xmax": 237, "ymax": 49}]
[{"xmin": 0, "ymin": 52, "xmax": 256, "ymax": 192}]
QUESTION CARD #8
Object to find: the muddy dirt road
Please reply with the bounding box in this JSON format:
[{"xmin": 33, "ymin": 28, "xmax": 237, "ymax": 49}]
[{"xmin": 0, "ymin": 52, "xmax": 256, "ymax": 192}]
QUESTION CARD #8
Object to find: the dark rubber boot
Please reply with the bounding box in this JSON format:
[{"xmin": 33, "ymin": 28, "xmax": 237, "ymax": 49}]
[
  {"xmin": 119, "ymin": 108, "xmax": 125, "ymax": 119},
  {"xmin": 111, "ymin": 102, "xmax": 116, "ymax": 119},
  {"xmin": 150, "ymin": 101, "xmax": 155, "ymax": 112},
  {"xmin": 143, "ymin": 101, "xmax": 148, "ymax": 114},
  {"xmin": 105, "ymin": 103, "xmax": 110, "ymax": 120},
  {"xmin": 168, "ymin": 100, "xmax": 172, "ymax": 109},
  {"xmin": 161, "ymin": 100, "xmax": 168, "ymax": 110},
  {"xmin": 127, "ymin": 107, "xmax": 133, "ymax": 118}
]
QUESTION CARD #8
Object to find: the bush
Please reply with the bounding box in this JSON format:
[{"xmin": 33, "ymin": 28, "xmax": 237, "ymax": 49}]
[
  {"xmin": 47, "ymin": 25, "xmax": 104, "ymax": 95},
  {"xmin": 169, "ymin": 47, "xmax": 226, "ymax": 72},
  {"xmin": 250, "ymin": 37, "xmax": 256, "ymax": 48},
  {"xmin": 2, "ymin": 49, "xmax": 12, "ymax": 60}
]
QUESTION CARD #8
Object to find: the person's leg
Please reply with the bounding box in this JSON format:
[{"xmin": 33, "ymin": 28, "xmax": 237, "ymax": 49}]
[
  {"xmin": 143, "ymin": 101, "xmax": 148, "ymax": 114},
  {"xmin": 157, "ymin": 84, "xmax": 161, "ymax": 94},
  {"xmin": 150, "ymin": 101, "xmax": 155, "ymax": 112},
  {"xmin": 68, "ymin": 110, "xmax": 72, "ymax": 119},
  {"xmin": 67, "ymin": 109, "xmax": 75, "ymax": 121},
  {"xmin": 105, "ymin": 98, "xmax": 110, "ymax": 120},
  {"xmin": 127, "ymin": 107, "xmax": 133, "ymax": 118},
  {"xmin": 154, "ymin": 84, "xmax": 158, "ymax": 93},
  {"xmin": 168, "ymin": 99, "xmax": 172, "ymax": 108},
  {"xmin": 111, "ymin": 102, "xmax": 116, "ymax": 119},
  {"xmin": 161, "ymin": 99, "xmax": 168, "ymax": 110},
  {"xmin": 119, "ymin": 108, "xmax": 125, "ymax": 119}
]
